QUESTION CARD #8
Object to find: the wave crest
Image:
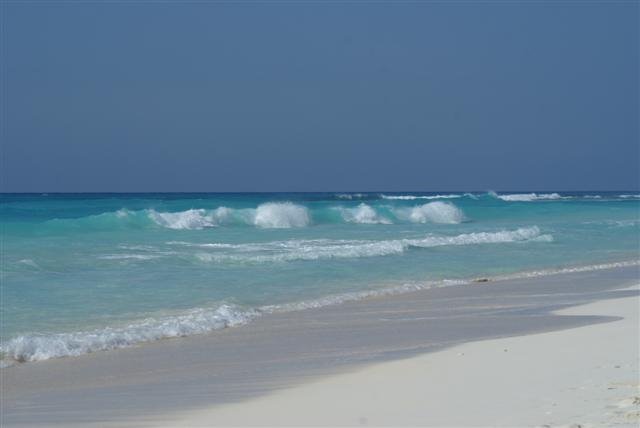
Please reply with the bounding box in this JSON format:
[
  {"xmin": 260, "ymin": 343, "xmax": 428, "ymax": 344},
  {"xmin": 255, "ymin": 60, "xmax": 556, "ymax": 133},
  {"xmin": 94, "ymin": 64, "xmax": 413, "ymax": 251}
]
[
  {"xmin": 253, "ymin": 203, "xmax": 310, "ymax": 228},
  {"xmin": 393, "ymin": 201, "xmax": 465, "ymax": 224},
  {"xmin": 148, "ymin": 209, "xmax": 218, "ymax": 230},
  {"xmin": 147, "ymin": 203, "xmax": 310, "ymax": 230},
  {"xmin": 339, "ymin": 203, "xmax": 391, "ymax": 224}
]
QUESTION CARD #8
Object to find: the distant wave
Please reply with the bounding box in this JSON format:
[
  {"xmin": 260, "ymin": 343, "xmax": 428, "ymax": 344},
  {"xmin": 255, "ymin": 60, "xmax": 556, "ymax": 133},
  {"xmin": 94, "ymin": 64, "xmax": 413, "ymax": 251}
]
[
  {"xmin": 380, "ymin": 194, "xmax": 463, "ymax": 200},
  {"xmin": 335, "ymin": 193, "xmax": 372, "ymax": 200},
  {"xmin": 39, "ymin": 201, "xmax": 470, "ymax": 231},
  {"xmin": 2, "ymin": 258, "xmax": 636, "ymax": 365},
  {"xmin": 31, "ymin": 193, "xmax": 638, "ymax": 233},
  {"xmin": 376, "ymin": 192, "xmax": 640, "ymax": 202},
  {"xmin": 582, "ymin": 219, "xmax": 640, "ymax": 228},
  {"xmin": 489, "ymin": 192, "xmax": 640, "ymax": 202},
  {"xmin": 490, "ymin": 191, "xmax": 564, "ymax": 202}
]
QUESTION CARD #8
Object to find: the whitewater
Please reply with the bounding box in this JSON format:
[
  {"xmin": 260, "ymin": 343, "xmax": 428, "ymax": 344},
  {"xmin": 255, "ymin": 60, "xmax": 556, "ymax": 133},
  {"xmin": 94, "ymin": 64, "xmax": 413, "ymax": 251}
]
[{"xmin": 1, "ymin": 191, "xmax": 639, "ymax": 364}]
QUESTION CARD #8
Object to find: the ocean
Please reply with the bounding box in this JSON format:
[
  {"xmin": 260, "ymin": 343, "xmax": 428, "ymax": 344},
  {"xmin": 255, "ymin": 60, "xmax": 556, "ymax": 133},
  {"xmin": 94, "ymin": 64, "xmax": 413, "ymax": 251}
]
[{"xmin": 1, "ymin": 191, "xmax": 638, "ymax": 365}]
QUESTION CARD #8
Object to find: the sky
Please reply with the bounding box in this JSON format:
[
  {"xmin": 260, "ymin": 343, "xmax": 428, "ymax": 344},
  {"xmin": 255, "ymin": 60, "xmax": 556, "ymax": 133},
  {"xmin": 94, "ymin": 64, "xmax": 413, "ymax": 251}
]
[{"xmin": 2, "ymin": 1, "xmax": 638, "ymax": 192}]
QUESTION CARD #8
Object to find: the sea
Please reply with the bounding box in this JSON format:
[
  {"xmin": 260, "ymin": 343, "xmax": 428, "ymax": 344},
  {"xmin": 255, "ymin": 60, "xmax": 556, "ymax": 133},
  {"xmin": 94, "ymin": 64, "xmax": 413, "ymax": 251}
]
[{"xmin": 1, "ymin": 191, "xmax": 638, "ymax": 365}]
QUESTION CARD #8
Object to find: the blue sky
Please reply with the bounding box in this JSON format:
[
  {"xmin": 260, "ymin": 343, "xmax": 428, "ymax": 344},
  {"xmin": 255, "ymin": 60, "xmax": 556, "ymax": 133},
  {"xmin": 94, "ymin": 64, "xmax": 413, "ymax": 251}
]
[{"xmin": 2, "ymin": 2, "xmax": 638, "ymax": 192}]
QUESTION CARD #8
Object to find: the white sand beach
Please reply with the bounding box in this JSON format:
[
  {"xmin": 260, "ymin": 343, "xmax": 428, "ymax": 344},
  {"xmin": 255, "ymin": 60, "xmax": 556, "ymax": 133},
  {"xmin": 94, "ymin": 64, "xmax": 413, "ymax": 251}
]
[{"xmin": 162, "ymin": 287, "xmax": 639, "ymax": 427}]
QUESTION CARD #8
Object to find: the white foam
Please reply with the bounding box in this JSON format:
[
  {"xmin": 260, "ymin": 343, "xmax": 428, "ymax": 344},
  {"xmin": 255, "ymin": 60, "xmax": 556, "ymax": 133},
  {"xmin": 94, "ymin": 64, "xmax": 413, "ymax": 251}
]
[
  {"xmin": 211, "ymin": 206, "xmax": 235, "ymax": 224},
  {"xmin": 339, "ymin": 203, "xmax": 391, "ymax": 224},
  {"xmin": 187, "ymin": 226, "xmax": 551, "ymax": 264},
  {"xmin": 405, "ymin": 226, "xmax": 553, "ymax": 248},
  {"xmin": 336, "ymin": 193, "xmax": 368, "ymax": 200},
  {"xmin": 17, "ymin": 259, "xmax": 40, "ymax": 268},
  {"xmin": 619, "ymin": 194, "xmax": 640, "ymax": 199},
  {"xmin": 193, "ymin": 239, "xmax": 406, "ymax": 263},
  {"xmin": 260, "ymin": 279, "xmax": 468, "ymax": 314},
  {"xmin": 264, "ymin": 260, "xmax": 639, "ymax": 313},
  {"xmin": 148, "ymin": 209, "xmax": 218, "ymax": 230},
  {"xmin": 98, "ymin": 254, "xmax": 162, "ymax": 261},
  {"xmin": 394, "ymin": 201, "xmax": 465, "ymax": 224},
  {"xmin": 492, "ymin": 260, "xmax": 639, "ymax": 281},
  {"xmin": 252, "ymin": 203, "xmax": 310, "ymax": 228},
  {"xmin": 147, "ymin": 204, "xmax": 310, "ymax": 230},
  {"xmin": 381, "ymin": 194, "xmax": 462, "ymax": 200},
  {"xmin": 492, "ymin": 192, "xmax": 563, "ymax": 202},
  {"xmin": 115, "ymin": 208, "xmax": 131, "ymax": 218},
  {"xmin": 583, "ymin": 219, "xmax": 640, "ymax": 227},
  {"xmin": 0, "ymin": 305, "xmax": 257, "ymax": 364}
]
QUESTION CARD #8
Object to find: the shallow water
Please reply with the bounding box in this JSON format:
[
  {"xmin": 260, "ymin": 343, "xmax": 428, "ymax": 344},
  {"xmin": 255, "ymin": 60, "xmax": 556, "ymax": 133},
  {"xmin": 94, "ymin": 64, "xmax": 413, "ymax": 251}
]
[{"xmin": 1, "ymin": 191, "xmax": 638, "ymax": 363}]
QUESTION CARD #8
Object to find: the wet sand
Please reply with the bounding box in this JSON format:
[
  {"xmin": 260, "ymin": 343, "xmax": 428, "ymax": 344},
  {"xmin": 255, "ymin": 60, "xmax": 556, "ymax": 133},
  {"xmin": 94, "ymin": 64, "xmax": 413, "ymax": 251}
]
[{"xmin": 165, "ymin": 287, "xmax": 640, "ymax": 427}]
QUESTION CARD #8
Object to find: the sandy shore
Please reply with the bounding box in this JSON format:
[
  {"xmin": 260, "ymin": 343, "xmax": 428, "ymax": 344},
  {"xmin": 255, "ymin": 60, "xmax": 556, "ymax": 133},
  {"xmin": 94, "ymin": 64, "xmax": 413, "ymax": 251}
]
[
  {"xmin": 167, "ymin": 287, "xmax": 640, "ymax": 427},
  {"xmin": 2, "ymin": 265, "xmax": 639, "ymax": 427}
]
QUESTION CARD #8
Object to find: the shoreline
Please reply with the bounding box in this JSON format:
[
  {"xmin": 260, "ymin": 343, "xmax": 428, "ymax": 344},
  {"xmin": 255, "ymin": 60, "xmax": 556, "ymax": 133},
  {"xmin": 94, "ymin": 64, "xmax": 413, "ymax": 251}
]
[
  {"xmin": 2, "ymin": 264, "xmax": 639, "ymax": 426},
  {"xmin": 168, "ymin": 288, "xmax": 639, "ymax": 427},
  {"xmin": 2, "ymin": 258, "xmax": 638, "ymax": 366}
]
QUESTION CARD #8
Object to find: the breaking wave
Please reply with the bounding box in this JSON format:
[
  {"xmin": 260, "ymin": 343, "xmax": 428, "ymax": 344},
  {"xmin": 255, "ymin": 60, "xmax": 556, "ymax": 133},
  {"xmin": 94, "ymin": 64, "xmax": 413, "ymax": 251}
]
[
  {"xmin": 31, "ymin": 193, "xmax": 638, "ymax": 234},
  {"xmin": 393, "ymin": 201, "xmax": 466, "ymax": 224},
  {"xmin": 338, "ymin": 203, "xmax": 392, "ymax": 224},
  {"xmin": 39, "ymin": 201, "xmax": 471, "ymax": 231},
  {"xmin": 148, "ymin": 209, "xmax": 219, "ymax": 229},
  {"xmin": 1, "ymin": 305, "xmax": 258, "ymax": 363},
  {"xmin": 253, "ymin": 202, "xmax": 310, "ymax": 228},
  {"xmin": 148, "ymin": 203, "xmax": 311, "ymax": 229}
]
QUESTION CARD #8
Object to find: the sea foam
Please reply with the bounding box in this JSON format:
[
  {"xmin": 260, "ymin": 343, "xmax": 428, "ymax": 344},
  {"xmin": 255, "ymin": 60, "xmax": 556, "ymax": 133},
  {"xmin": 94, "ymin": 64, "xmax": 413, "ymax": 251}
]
[
  {"xmin": 186, "ymin": 226, "xmax": 552, "ymax": 264},
  {"xmin": 404, "ymin": 226, "xmax": 552, "ymax": 248},
  {"xmin": 381, "ymin": 194, "xmax": 463, "ymax": 200},
  {"xmin": 339, "ymin": 203, "xmax": 391, "ymax": 224},
  {"xmin": 253, "ymin": 202, "xmax": 310, "ymax": 228},
  {"xmin": 491, "ymin": 192, "xmax": 563, "ymax": 202},
  {"xmin": 148, "ymin": 209, "xmax": 218, "ymax": 230},
  {"xmin": 392, "ymin": 201, "xmax": 465, "ymax": 224},
  {"xmin": 147, "ymin": 203, "xmax": 310, "ymax": 230},
  {"xmin": 1, "ymin": 305, "xmax": 257, "ymax": 364}
]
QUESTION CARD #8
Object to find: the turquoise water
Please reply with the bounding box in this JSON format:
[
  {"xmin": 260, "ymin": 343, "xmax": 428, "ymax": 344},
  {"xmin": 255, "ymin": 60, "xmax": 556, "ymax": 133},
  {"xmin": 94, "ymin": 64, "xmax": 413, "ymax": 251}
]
[{"xmin": 1, "ymin": 192, "xmax": 639, "ymax": 363}]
